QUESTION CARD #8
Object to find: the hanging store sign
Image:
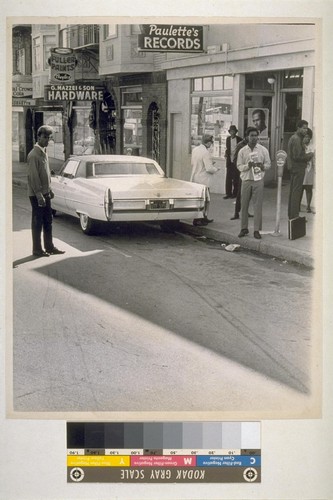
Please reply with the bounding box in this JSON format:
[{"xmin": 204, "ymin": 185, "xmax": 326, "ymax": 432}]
[
  {"xmin": 45, "ymin": 84, "xmax": 104, "ymax": 101},
  {"xmin": 138, "ymin": 24, "xmax": 204, "ymax": 53},
  {"xmin": 12, "ymin": 82, "xmax": 33, "ymax": 98},
  {"xmin": 49, "ymin": 48, "xmax": 77, "ymax": 84},
  {"xmin": 12, "ymin": 98, "xmax": 36, "ymax": 106}
]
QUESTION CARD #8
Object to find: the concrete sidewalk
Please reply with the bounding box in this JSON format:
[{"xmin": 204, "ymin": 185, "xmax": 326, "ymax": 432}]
[{"xmin": 12, "ymin": 159, "xmax": 315, "ymax": 268}]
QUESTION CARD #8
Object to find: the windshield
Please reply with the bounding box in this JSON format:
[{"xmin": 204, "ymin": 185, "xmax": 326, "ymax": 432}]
[{"xmin": 93, "ymin": 162, "xmax": 161, "ymax": 176}]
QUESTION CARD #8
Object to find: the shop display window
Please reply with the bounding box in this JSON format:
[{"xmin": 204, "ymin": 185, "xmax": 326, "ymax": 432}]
[
  {"xmin": 191, "ymin": 95, "xmax": 232, "ymax": 158},
  {"xmin": 72, "ymin": 106, "xmax": 95, "ymax": 156}
]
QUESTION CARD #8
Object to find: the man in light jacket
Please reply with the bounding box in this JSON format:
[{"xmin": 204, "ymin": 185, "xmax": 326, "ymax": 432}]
[{"xmin": 190, "ymin": 134, "xmax": 220, "ymax": 226}]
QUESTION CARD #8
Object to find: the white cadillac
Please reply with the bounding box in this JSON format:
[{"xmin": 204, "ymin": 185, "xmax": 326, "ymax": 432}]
[{"xmin": 51, "ymin": 155, "xmax": 210, "ymax": 235}]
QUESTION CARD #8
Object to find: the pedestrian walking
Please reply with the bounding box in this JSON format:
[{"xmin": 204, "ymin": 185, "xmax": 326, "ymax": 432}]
[
  {"xmin": 224, "ymin": 125, "xmax": 243, "ymax": 199},
  {"xmin": 301, "ymin": 128, "xmax": 315, "ymax": 213},
  {"xmin": 190, "ymin": 134, "xmax": 220, "ymax": 226},
  {"xmin": 237, "ymin": 127, "xmax": 271, "ymax": 239},
  {"xmin": 287, "ymin": 119, "xmax": 314, "ymax": 220},
  {"xmin": 27, "ymin": 125, "xmax": 65, "ymax": 257}
]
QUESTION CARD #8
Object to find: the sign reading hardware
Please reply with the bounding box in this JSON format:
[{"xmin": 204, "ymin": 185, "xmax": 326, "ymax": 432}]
[
  {"xmin": 49, "ymin": 48, "xmax": 77, "ymax": 84},
  {"xmin": 45, "ymin": 85, "xmax": 104, "ymax": 101},
  {"xmin": 138, "ymin": 25, "xmax": 203, "ymax": 53}
]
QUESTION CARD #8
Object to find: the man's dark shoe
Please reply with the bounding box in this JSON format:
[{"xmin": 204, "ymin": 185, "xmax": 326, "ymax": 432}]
[
  {"xmin": 193, "ymin": 219, "xmax": 207, "ymax": 226},
  {"xmin": 203, "ymin": 217, "xmax": 214, "ymax": 224},
  {"xmin": 253, "ymin": 231, "xmax": 262, "ymax": 239},
  {"xmin": 33, "ymin": 251, "xmax": 50, "ymax": 257},
  {"xmin": 230, "ymin": 214, "xmax": 239, "ymax": 220},
  {"xmin": 238, "ymin": 229, "xmax": 249, "ymax": 237},
  {"xmin": 223, "ymin": 195, "xmax": 232, "ymax": 199},
  {"xmin": 48, "ymin": 247, "xmax": 65, "ymax": 255},
  {"xmin": 248, "ymin": 213, "xmax": 254, "ymax": 217}
]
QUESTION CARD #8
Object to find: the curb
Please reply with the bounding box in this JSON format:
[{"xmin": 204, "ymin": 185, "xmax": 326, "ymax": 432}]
[
  {"xmin": 178, "ymin": 221, "xmax": 313, "ymax": 269},
  {"xmin": 12, "ymin": 177, "xmax": 313, "ymax": 268}
]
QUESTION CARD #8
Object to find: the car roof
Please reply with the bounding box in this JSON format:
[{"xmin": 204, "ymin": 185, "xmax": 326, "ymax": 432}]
[{"xmin": 69, "ymin": 155, "xmax": 155, "ymax": 163}]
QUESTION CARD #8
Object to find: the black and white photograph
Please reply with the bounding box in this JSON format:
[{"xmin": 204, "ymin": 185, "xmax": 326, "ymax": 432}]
[
  {"xmin": 1, "ymin": 5, "xmax": 332, "ymax": 499},
  {"xmin": 9, "ymin": 18, "xmax": 321, "ymax": 418}
]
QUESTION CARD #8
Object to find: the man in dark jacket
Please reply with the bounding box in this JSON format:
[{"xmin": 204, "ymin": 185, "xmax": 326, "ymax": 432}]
[
  {"xmin": 224, "ymin": 125, "xmax": 243, "ymax": 199},
  {"xmin": 27, "ymin": 125, "xmax": 65, "ymax": 257},
  {"xmin": 287, "ymin": 120, "xmax": 314, "ymax": 220}
]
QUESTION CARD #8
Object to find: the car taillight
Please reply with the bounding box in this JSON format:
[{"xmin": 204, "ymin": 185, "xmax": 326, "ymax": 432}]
[{"xmin": 104, "ymin": 188, "xmax": 113, "ymax": 220}]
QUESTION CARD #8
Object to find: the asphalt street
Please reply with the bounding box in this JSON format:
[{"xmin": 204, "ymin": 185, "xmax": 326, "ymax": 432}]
[{"xmin": 11, "ymin": 185, "xmax": 317, "ymax": 416}]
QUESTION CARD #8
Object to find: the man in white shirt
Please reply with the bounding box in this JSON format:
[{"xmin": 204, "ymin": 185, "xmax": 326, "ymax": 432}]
[{"xmin": 237, "ymin": 127, "xmax": 271, "ymax": 239}]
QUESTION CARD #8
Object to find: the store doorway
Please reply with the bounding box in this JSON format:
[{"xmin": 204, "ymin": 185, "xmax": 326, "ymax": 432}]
[
  {"xmin": 281, "ymin": 91, "xmax": 302, "ymax": 153},
  {"xmin": 170, "ymin": 113, "xmax": 183, "ymax": 179}
]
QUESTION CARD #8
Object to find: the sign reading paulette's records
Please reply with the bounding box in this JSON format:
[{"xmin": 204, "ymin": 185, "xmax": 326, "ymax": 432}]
[{"xmin": 67, "ymin": 422, "xmax": 261, "ymax": 483}]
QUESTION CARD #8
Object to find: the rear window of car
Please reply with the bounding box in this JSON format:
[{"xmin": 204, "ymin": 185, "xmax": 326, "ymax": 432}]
[{"xmin": 93, "ymin": 162, "xmax": 161, "ymax": 176}]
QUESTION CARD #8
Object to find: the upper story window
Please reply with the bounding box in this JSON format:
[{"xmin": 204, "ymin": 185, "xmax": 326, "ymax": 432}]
[
  {"xmin": 43, "ymin": 35, "xmax": 56, "ymax": 70},
  {"xmin": 14, "ymin": 48, "xmax": 25, "ymax": 75},
  {"xmin": 59, "ymin": 25, "xmax": 69, "ymax": 47},
  {"xmin": 32, "ymin": 34, "xmax": 56, "ymax": 71},
  {"xmin": 103, "ymin": 24, "xmax": 117, "ymax": 39},
  {"xmin": 130, "ymin": 25, "xmax": 141, "ymax": 35},
  {"xmin": 33, "ymin": 36, "xmax": 41, "ymax": 71}
]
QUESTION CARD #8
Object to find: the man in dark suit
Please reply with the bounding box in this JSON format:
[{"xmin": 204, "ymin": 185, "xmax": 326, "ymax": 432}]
[{"xmin": 224, "ymin": 125, "xmax": 243, "ymax": 199}]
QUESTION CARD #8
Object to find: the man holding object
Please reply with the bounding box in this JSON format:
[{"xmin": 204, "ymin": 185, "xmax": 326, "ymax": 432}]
[{"xmin": 237, "ymin": 127, "xmax": 271, "ymax": 239}]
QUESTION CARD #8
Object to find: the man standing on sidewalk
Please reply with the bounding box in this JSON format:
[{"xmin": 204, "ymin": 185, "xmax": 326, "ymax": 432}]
[
  {"xmin": 287, "ymin": 119, "xmax": 314, "ymax": 220},
  {"xmin": 224, "ymin": 125, "xmax": 243, "ymax": 199},
  {"xmin": 237, "ymin": 127, "xmax": 271, "ymax": 240},
  {"xmin": 27, "ymin": 125, "xmax": 65, "ymax": 257},
  {"xmin": 190, "ymin": 134, "xmax": 220, "ymax": 226}
]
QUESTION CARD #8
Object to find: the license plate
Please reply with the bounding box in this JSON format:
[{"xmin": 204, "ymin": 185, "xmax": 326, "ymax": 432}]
[{"xmin": 148, "ymin": 200, "xmax": 168, "ymax": 210}]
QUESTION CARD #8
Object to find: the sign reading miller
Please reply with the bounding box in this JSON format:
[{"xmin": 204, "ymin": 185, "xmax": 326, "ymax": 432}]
[{"xmin": 138, "ymin": 24, "xmax": 204, "ymax": 53}]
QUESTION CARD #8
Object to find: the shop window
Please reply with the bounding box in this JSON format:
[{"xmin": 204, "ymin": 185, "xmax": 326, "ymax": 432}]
[
  {"xmin": 203, "ymin": 78, "xmax": 212, "ymax": 91},
  {"xmin": 72, "ymin": 106, "xmax": 96, "ymax": 156},
  {"xmin": 282, "ymin": 69, "xmax": 303, "ymax": 89},
  {"xmin": 122, "ymin": 109, "xmax": 142, "ymax": 155},
  {"xmin": 213, "ymin": 76, "xmax": 223, "ymax": 90},
  {"xmin": 191, "ymin": 95, "xmax": 232, "ymax": 158},
  {"xmin": 246, "ymin": 74, "xmax": 272, "ymax": 90},
  {"xmin": 193, "ymin": 75, "xmax": 233, "ymax": 92},
  {"xmin": 121, "ymin": 88, "xmax": 142, "ymax": 155}
]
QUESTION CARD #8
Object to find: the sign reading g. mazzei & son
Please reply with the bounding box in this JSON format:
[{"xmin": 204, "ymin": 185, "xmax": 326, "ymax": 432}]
[
  {"xmin": 49, "ymin": 47, "xmax": 77, "ymax": 84},
  {"xmin": 138, "ymin": 25, "xmax": 203, "ymax": 53},
  {"xmin": 45, "ymin": 84, "xmax": 104, "ymax": 101}
]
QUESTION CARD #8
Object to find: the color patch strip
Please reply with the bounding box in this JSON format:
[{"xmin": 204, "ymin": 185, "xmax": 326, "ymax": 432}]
[{"xmin": 67, "ymin": 455, "xmax": 130, "ymax": 467}]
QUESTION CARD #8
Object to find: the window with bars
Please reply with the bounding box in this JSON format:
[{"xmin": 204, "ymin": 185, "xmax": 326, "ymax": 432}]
[{"xmin": 33, "ymin": 36, "xmax": 41, "ymax": 71}]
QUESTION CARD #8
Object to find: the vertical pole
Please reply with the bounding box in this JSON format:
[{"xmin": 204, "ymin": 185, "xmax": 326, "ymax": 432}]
[{"xmin": 272, "ymin": 150, "xmax": 287, "ymax": 236}]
